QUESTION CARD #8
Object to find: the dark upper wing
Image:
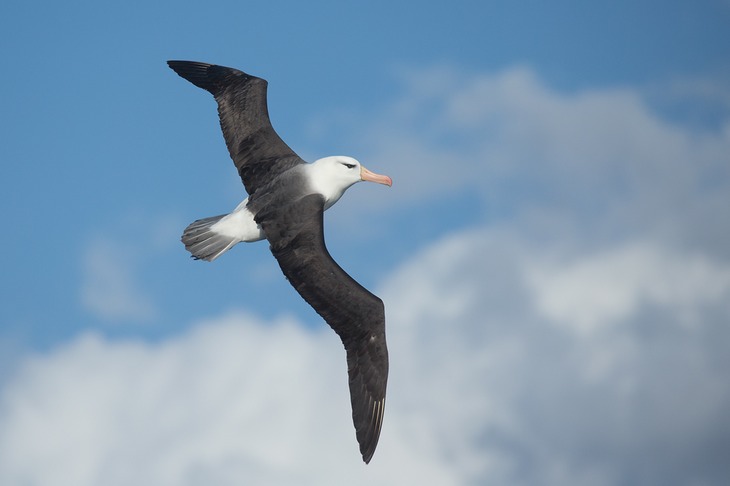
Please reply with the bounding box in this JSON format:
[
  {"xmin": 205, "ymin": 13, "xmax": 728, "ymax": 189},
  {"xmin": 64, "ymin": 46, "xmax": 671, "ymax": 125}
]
[
  {"xmin": 256, "ymin": 194, "xmax": 389, "ymax": 464},
  {"xmin": 167, "ymin": 60, "xmax": 302, "ymax": 195}
]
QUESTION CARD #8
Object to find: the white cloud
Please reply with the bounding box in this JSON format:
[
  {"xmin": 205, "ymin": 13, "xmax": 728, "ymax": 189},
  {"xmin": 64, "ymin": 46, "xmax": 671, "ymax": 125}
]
[
  {"xmin": 3, "ymin": 228, "xmax": 730, "ymax": 485},
  {"xmin": 382, "ymin": 229, "xmax": 730, "ymax": 485},
  {"xmin": 78, "ymin": 213, "xmax": 183, "ymax": 323},
  {"xmin": 0, "ymin": 311, "xmax": 458, "ymax": 486},
  {"xmin": 331, "ymin": 65, "xmax": 730, "ymax": 254},
  {"xmin": 80, "ymin": 237, "xmax": 158, "ymax": 322},
  {"xmin": 525, "ymin": 240, "xmax": 730, "ymax": 333}
]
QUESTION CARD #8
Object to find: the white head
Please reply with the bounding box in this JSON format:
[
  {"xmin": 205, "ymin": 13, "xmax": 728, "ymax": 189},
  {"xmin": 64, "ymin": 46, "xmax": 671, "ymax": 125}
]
[{"xmin": 308, "ymin": 156, "xmax": 392, "ymax": 209}]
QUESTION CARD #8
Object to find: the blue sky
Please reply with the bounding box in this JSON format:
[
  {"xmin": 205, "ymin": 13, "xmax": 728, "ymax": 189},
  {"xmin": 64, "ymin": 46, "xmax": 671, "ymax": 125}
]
[
  {"xmin": 1, "ymin": 0, "xmax": 726, "ymax": 345},
  {"xmin": 1, "ymin": 1, "xmax": 730, "ymax": 484}
]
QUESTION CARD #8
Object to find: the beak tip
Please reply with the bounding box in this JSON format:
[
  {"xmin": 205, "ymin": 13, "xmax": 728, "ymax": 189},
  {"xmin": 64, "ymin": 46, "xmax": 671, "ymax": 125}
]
[{"xmin": 360, "ymin": 166, "xmax": 393, "ymax": 187}]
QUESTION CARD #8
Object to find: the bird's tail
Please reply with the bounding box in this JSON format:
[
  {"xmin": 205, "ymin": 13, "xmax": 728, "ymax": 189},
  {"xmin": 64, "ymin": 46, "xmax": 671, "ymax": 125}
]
[{"xmin": 181, "ymin": 215, "xmax": 238, "ymax": 262}]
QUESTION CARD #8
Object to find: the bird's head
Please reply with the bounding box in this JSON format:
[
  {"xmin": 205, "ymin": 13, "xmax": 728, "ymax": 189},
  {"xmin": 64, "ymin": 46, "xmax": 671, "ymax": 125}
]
[{"xmin": 309, "ymin": 156, "xmax": 392, "ymax": 208}]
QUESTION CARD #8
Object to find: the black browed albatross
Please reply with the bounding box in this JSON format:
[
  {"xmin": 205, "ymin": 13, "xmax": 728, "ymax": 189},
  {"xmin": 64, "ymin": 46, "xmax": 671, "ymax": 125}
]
[{"xmin": 168, "ymin": 60, "xmax": 391, "ymax": 464}]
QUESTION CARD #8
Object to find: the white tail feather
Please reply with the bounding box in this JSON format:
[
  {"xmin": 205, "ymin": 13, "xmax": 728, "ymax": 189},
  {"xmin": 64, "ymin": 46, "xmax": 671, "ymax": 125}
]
[
  {"xmin": 181, "ymin": 215, "xmax": 238, "ymax": 261},
  {"xmin": 181, "ymin": 198, "xmax": 265, "ymax": 261}
]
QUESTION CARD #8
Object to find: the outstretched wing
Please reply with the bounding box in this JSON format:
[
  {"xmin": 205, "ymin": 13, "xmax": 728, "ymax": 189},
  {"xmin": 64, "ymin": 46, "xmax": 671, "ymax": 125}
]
[
  {"xmin": 167, "ymin": 60, "xmax": 302, "ymax": 196},
  {"xmin": 256, "ymin": 194, "xmax": 389, "ymax": 464}
]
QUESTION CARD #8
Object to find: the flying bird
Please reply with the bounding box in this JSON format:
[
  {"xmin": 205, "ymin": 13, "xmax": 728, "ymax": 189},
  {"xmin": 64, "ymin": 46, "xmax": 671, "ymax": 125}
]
[{"xmin": 167, "ymin": 60, "xmax": 391, "ymax": 463}]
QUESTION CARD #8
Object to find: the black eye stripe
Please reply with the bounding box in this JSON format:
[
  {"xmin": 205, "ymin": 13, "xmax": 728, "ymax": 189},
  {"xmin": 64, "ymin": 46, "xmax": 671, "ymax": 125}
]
[{"xmin": 343, "ymin": 163, "xmax": 356, "ymax": 169}]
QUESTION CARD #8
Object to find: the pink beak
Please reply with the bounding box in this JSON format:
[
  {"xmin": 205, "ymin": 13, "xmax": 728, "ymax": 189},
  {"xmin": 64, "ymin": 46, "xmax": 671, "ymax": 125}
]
[{"xmin": 360, "ymin": 166, "xmax": 393, "ymax": 187}]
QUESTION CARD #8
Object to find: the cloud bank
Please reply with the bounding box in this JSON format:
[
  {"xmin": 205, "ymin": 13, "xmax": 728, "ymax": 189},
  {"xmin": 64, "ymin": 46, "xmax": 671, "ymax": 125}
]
[{"xmin": 3, "ymin": 231, "xmax": 728, "ymax": 485}]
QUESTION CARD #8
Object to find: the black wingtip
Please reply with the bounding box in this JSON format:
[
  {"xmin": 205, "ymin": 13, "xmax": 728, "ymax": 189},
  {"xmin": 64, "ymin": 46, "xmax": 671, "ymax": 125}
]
[
  {"xmin": 167, "ymin": 60, "xmax": 221, "ymax": 94},
  {"xmin": 344, "ymin": 331, "xmax": 388, "ymax": 464},
  {"xmin": 167, "ymin": 60, "xmax": 259, "ymax": 98},
  {"xmin": 167, "ymin": 60, "xmax": 211, "ymax": 74},
  {"xmin": 355, "ymin": 396, "xmax": 385, "ymax": 464},
  {"xmin": 361, "ymin": 443, "xmax": 376, "ymax": 464}
]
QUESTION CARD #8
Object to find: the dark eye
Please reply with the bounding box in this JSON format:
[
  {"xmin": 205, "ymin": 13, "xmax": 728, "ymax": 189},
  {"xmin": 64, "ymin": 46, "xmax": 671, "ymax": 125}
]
[{"xmin": 342, "ymin": 163, "xmax": 356, "ymax": 169}]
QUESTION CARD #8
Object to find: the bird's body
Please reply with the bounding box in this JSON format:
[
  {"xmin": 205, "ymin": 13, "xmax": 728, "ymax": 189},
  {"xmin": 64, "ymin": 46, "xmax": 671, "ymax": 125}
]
[{"xmin": 168, "ymin": 60, "xmax": 391, "ymax": 463}]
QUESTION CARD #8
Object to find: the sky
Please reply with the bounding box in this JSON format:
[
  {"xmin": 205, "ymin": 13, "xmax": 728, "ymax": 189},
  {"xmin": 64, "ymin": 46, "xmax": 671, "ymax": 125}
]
[{"xmin": 1, "ymin": 0, "xmax": 729, "ymax": 484}]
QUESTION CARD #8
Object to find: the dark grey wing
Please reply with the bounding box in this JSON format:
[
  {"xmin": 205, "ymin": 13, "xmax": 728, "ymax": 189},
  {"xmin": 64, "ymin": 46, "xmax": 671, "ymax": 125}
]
[
  {"xmin": 256, "ymin": 194, "xmax": 388, "ymax": 464},
  {"xmin": 167, "ymin": 60, "xmax": 303, "ymax": 195}
]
